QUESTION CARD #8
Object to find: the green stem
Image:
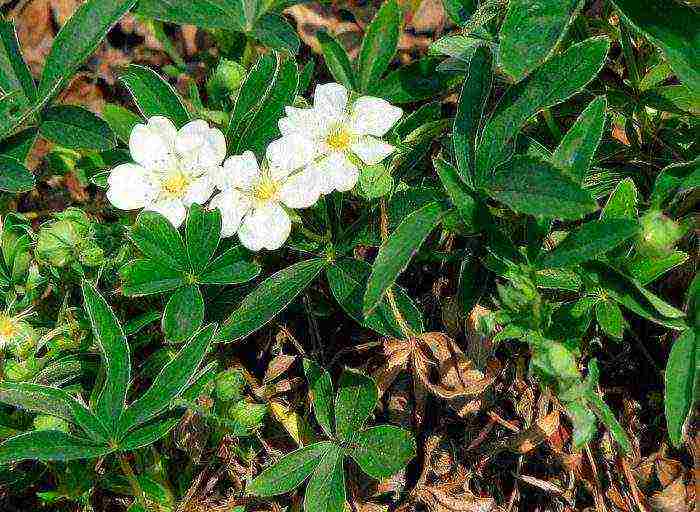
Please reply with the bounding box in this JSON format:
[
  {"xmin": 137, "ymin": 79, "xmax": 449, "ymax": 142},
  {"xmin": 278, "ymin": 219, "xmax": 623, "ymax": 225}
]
[{"xmin": 119, "ymin": 454, "xmax": 148, "ymax": 510}]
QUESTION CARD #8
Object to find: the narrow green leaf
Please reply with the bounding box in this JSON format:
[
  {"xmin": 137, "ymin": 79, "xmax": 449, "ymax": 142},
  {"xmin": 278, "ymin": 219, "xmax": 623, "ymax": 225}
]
[
  {"xmin": 627, "ymin": 251, "xmax": 688, "ymax": 286},
  {"xmin": 484, "ymin": 155, "xmax": 598, "ymax": 220},
  {"xmin": 119, "ymin": 324, "xmax": 215, "ymax": 434},
  {"xmin": 199, "ymin": 245, "xmax": 261, "ymax": 285},
  {"xmin": 650, "ymin": 158, "xmax": 699, "ymax": 209},
  {"xmin": 665, "ymin": 329, "xmax": 697, "ymax": 447},
  {"xmin": 334, "ymin": 369, "xmax": 378, "ymax": 442},
  {"xmin": 119, "ymin": 417, "xmax": 180, "ymax": 451},
  {"xmin": 226, "ymin": 54, "xmax": 276, "ymax": 143},
  {"xmin": 349, "ymin": 425, "xmax": 415, "ymax": 479},
  {"xmin": 303, "ymin": 359, "xmax": 334, "ymax": 437},
  {"xmin": 252, "ymin": 14, "xmax": 300, "ymax": 54},
  {"xmin": 318, "ymin": 31, "xmax": 356, "ymax": 90},
  {"xmin": 434, "ymin": 157, "xmax": 482, "ymax": 231},
  {"xmin": 130, "ymin": 211, "xmax": 189, "ymax": 271},
  {"xmin": 102, "ymin": 103, "xmax": 142, "ymax": 145},
  {"xmin": 40, "ymin": 105, "xmax": 116, "ymax": 151},
  {"xmin": 120, "ymin": 259, "xmax": 185, "ymax": 296},
  {"xmin": 356, "ymin": 0, "xmax": 401, "ymax": 93},
  {"xmin": 0, "ymin": 155, "xmax": 34, "ymax": 193},
  {"xmin": 0, "ymin": 430, "xmax": 111, "ymax": 465},
  {"xmin": 540, "ymin": 219, "xmax": 639, "ymax": 268},
  {"xmin": 119, "ymin": 65, "xmax": 190, "ymax": 127},
  {"xmin": 39, "ymin": 0, "xmax": 136, "ymax": 98},
  {"xmin": 587, "ymin": 390, "xmax": 631, "ymax": 453},
  {"xmin": 136, "ymin": 0, "xmax": 245, "ymax": 31},
  {"xmin": 247, "ymin": 441, "xmax": 334, "ymax": 496},
  {"xmin": 185, "ymin": 204, "xmax": 221, "ymax": 273},
  {"xmin": 364, "ymin": 202, "xmax": 444, "ymax": 315},
  {"xmin": 0, "ymin": 21, "xmax": 36, "ymax": 105},
  {"xmin": 370, "ymin": 58, "xmax": 456, "ymax": 103},
  {"xmin": 216, "ymin": 258, "xmax": 326, "ymax": 343},
  {"xmin": 162, "ymin": 285, "xmax": 204, "ymax": 343},
  {"xmin": 551, "ymin": 96, "xmax": 607, "ymax": 184},
  {"xmin": 453, "ymin": 45, "xmax": 493, "ymax": 186},
  {"xmin": 499, "ymin": 0, "xmax": 583, "ymax": 82},
  {"xmin": 304, "ymin": 445, "xmax": 346, "ymax": 512},
  {"xmin": 595, "ymin": 300, "xmax": 624, "ymax": 340},
  {"xmin": 601, "ymin": 177, "xmax": 637, "ymax": 220},
  {"xmin": 82, "ymin": 281, "xmax": 130, "ymax": 433},
  {"xmin": 476, "ymin": 36, "xmax": 609, "ymax": 175}
]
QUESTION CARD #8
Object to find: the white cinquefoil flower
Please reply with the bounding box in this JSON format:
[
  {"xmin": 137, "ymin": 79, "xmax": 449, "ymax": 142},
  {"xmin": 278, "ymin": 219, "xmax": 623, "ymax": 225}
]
[
  {"xmin": 209, "ymin": 135, "xmax": 319, "ymax": 251},
  {"xmin": 277, "ymin": 82, "xmax": 403, "ymax": 194},
  {"xmin": 107, "ymin": 116, "xmax": 226, "ymax": 228}
]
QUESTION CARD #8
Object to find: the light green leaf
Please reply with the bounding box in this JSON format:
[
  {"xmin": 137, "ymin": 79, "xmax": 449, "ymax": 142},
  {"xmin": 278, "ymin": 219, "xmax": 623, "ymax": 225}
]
[
  {"xmin": 130, "ymin": 211, "xmax": 189, "ymax": 271},
  {"xmin": 566, "ymin": 400, "xmax": 597, "ymax": 449},
  {"xmin": 304, "ymin": 444, "xmax": 346, "ymax": 512},
  {"xmin": 185, "ymin": 204, "xmax": 221, "ymax": 273},
  {"xmin": 334, "ymin": 369, "xmax": 378, "ymax": 442},
  {"xmin": 102, "ymin": 103, "xmax": 142, "ymax": 145},
  {"xmin": 39, "ymin": 0, "xmax": 136, "ymax": 98},
  {"xmin": 350, "ymin": 425, "xmax": 415, "ymax": 479},
  {"xmin": 119, "ymin": 417, "xmax": 180, "ymax": 451},
  {"xmin": 162, "ymin": 285, "xmax": 204, "ymax": 343},
  {"xmin": 40, "ymin": 105, "xmax": 116, "ymax": 151},
  {"xmin": 484, "ymin": 155, "xmax": 598, "ymax": 220},
  {"xmin": 318, "ymin": 30, "xmax": 356, "ymax": 90},
  {"xmin": 364, "ymin": 202, "xmax": 444, "ymax": 315},
  {"xmin": 247, "ymin": 441, "xmax": 334, "ymax": 496},
  {"xmin": 665, "ymin": 329, "xmax": 697, "ymax": 448},
  {"xmin": 586, "ymin": 388, "xmax": 631, "ymax": 453},
  {"xmin": 82, "ymin": 280, "xmax": 130, "ymax": 434},
  {"xmin": 303, "ymin": 359, "xmax": 334, "ymax": 437},
  {"xmin": 0, "ymin": 156, "xmax": 34, "ymax": 193},
  {"xmin": 0, "ymin": 21, "xmax": 36, "ymax": 106},
  {"xmin": 601, "ymin": 177, "xmax": 637, "ymax": 220},
  {"xmin": 0, "ymin": 430, "xmax": 112, "ymax": 465},
  {"xmin": 357, "ymin": 163, "xmax": 393, "ymax": 200},
  {"xmin": 216, "ymin": 258, "xmax": 326, "ymax": 343},
  {"xmin": 627, "ymin": 251, "xmax": 688, "ymax": 286},
  {"xmin": 120, "ymin": 259, "xmax": 185, "ymax": 296},
  {"xmin": 595, "ymin": 300, "xmax": 624, "ymax": 340},
  {"xmin": 499, "ymin": 0, "xmax": 583, "ymax": 82},
  {"xmin": 119, "ymin": 65, "xmax": 190, "ymax": 127},
  {"xmin": 199, "ymin": 245, "xmax": 261, "ymax": 285},
  {"xmin": 356, "ymin": 0, "xmax": 401, "ymax": 93}
]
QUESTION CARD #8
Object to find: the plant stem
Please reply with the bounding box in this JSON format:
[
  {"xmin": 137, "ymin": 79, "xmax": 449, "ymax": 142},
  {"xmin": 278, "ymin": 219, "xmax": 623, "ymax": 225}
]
[{"xmin": 119, "ymin": 454, "xmax": 148, "ymax": 510}]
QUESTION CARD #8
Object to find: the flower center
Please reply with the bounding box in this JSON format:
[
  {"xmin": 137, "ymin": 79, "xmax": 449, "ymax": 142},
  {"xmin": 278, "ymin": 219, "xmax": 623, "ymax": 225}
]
[
  {"xmin": 0, "ymin": 315, "xmax": 17, "ymax": 340},
  {"xmin": 325, "ymin": 125, "xmax": 352, "ymax": 152},
  {"xmin": 161, "ymin": 172, "xmax": 191, "ymax": 198},
  {"xmin": 253, "ymin": 176, "xmax": 280, "ymax": 203}
]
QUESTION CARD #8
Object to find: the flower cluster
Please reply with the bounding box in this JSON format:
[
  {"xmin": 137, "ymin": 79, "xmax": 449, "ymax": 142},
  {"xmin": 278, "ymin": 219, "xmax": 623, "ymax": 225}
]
[{"xmin": 106, "ymin": 83, "xmax": 402, "ymax": 251}]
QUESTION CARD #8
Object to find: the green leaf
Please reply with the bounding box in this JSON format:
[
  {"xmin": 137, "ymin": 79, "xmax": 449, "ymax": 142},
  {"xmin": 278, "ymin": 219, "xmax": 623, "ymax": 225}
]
[
  {"xmin": 119, "ymin": 324, "xmax": 215, "ymax": 434},
  {"xmin": 586, "ymin": 388, "xmax": 631, "ymax": 453},
  {"xmin": 453, "ymin": 45, "xmax": 493, "ymax": 186},
  {"xmin": 119, "ymin": 65, "xmax": 190, "ymax": 128},
  {"xmin": 303, "ymin": 359, "xmax": 334, "ymax": 437},
  {"xmin": 199, "ymin": 245, "xmax": 261, "ymax": 285},
  {"xmin": 136, "ymin": 0, "xmax": 245, "ymax": 31},
  {"xmin": 252, "ymin": 15, "xmax": 300, "ymax": 54},
  {"xmin": 540, "ymin": 219, "xmax": 639, "ymax": 268},
  {"xmin": 326, "ymin": 258, "xmax": 423, "ymax": 339},
  {"xmin": 0, "ymin": 21, "xmax": 36, "ymax": 106},
  {"xmin": 120, "ymin": 259, "xmax": 185, "ymax": 296},
  {"xmin": 38, "ymin": 0, "xmax": 136, "ymax": 99},
  {"xmin": 304, "ymin": 445, "xmax": 346, "ymax": 512},
  {"xmin": 441, "ymin": 0, "xmax": 476, "ymax": 26},
  {"xmin": 364, "ymin": 202, "xmax": 444, "ymax": 315},
  {"xmin": 318, "ymin": 31, "xmax": 356, "ymax": 90},
  {"xmin": 82, "ymin": 281, "xmax": 130, "ymax": 434},
  {"xmin": 226, "ymin": 54, "xmax": 276, "ymax": 143},
  {"xmin": 185, "ymin": 204, "xmax": 221, "ymax": 273},
  {"xmin": 434, "ymin": 157, "xmax": 482, "ymax": 231},
  {"xmin": 216, "ymin": 258, "xmax": 326, "ymax": 343},
  {"xmin": 566, "ymin": 400, "xmax": 597, "ymax": 449},
  {"xmin": 349, "ymin": 425, "xmax": 415, "ymax": 479},
  {"xmin": 499, "ymin": 0, "xmax": 583, "ymax": 82},
  {"xmin": 0, "ymin": 430, "xmax": 112, "ymax": 465},
  {"xmin": 130, "ymin": 211, "xmax": 189, "ymax": 272},
  {"xmin": 162, "ymin": 285, "xmax": 204, "ymax": 343},
  {"xmin": 484, "ymin": 155, "xmax": 598, "ymax": 220},
  {"xmin": 247, "ymin": 441, "xmax": 334, "ymax": 496},
  {"xmin": 627, "ymin": 251, "xmax": 688, "ymax": 286},
  {"xmin": 601, "ymin": 177, "xmax": 637, "ymax": 220},
  {"xmin": 476, "ymin": 36, "xmax": 609, "ymax": 175},
  {"xmin": 102, "ymin": 103, "xmax": 142, "ymax": 145},
  {"xmin": 119, "ymin": 417, "xmax": 180, "ymax": 451},
  {"xmin": 0, "ymin": 155, "xmax": 34, "ymax": 193},
  {"xmin": 40, "ymin": 105, "xmax": 116, "ymax": 151},
  {"xmin": 334, "ymin": 369, "xmax": 378, "ymax": 442},
  {"xmin": 356, "ymin": 0, "xmax": 401, "ymax": 93},
  {"xmin": 0, "ymin": 127, "xmax": 37, "ymax": 164},
  {"xmin": 0, "ymin": 382, "xmax": 110, "ymax": 443},
  {"xmin": 551, "ymin": 96, "xmax": 607, "ymax": 184},
  {"xmin": 650, "ymin": 158, "xmax": 699, "ymax": 209},
  {"xmin": 370, "ymin": 58, "xmax": 456, "ymax": 103},
  {"xmin": 612, "ymin": 0, "xmax": 700, "ymax": 96},
  {"xmin": 665, "ymin": 330, "xmax": 697, "ymax": 448},
  {"xmin": 595, "ymin": 300, "xmax": 624, "ymax": 340},
  {"xmin": 357, "ymin": 163, "xmax": 393, "ymax": 200}
]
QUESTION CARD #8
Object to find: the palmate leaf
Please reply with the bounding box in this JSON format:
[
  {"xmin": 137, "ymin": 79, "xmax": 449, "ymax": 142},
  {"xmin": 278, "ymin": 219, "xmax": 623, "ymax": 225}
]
[
  {"xmin": 185, "ymin": 204, "xmax": 221, "ymax": 274},
  {"xmin": 0, "ymin": 21, "xmax": 36, "ymax": 107},
  {"xmin": 198, "ymin": 245, "xmax": 261, "ymax": 285},
  {"xmin": 349, "ymin": 425, "xmax": 416, "ymax": 480},
  {"xmin": 119, "ymin": 65, "xmax": 190, "ymax": 128},
  {"xmin": 226, "ymin": 53, "xmax": 276, "ymax": 142},
  {"xmin": 334, "ymin": 369, "xmax": 378, "ymax": 442},
  {"xmin": 303, "ymin": 359, "xmax": 334, "ymax": 437},
  {"xmin": 0, "ymin": 430, "xmax": 112, "ymax": 465},
  {"xmin": 304, "ymin": 444, "xmax": 346, "ymax": 512},
  {"xmin": 120, "ymin": 258, "xmax": 186, "ymax": 296},
  {"xmin": 130, "ymin": 211, "xmax": 189, "ymax": 272},
  {"xmin": 356, "ymin": 0, "xmax": 401, "ymax": 93},
  {"xmin": 162, "ymin": 285, "xmax": 204, "ymax": 343}
]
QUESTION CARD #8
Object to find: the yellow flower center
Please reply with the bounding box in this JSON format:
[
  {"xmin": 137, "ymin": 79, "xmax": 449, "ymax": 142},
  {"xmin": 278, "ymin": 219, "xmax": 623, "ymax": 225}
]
[
  {"xmin": 161, "ymin": 172, "xmax": 191, "ymax": 198},
  {"xmin": 0, "ymin": 315, "xmax": 17, "ymax": 339},
  {"xmin": 253, "ymin": 176, "xmax": 280, "ymax": 203},
  {"xmin": 326, "ymin": 125, "xmax": 352, "ymax": 152}
]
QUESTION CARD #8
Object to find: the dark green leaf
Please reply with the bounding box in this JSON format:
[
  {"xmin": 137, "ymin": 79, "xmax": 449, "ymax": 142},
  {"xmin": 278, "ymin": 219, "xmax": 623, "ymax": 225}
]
[
  {"xmin": 356, "ymin": 0, "xmax": 401, "ymax": 93},
  {"xmin": 130, "ymin": 211, "xmax": 189, "ymax": 271},
  {"xmin": 434, "ymin": 157, "xmax": 482, "ymax": 231},
  {"xmin": 665, "ymin": 330, "xmax": 697, "ymax": 448},
  {"xmin": 102, "ymin": 103, "xmax": 142, "ymax": 145},
  {"xmin": 119, "ymin": 65, "xmax": 189, "ymax": 127},
  {"xmin": 601, "ymin": 177, "xmax": 637, "ymax": 220},
  {"xmin": 162, "ymin": 285, "xmax": 204, "ymax": 343},
  {"xmin": 119, "ymin": 417, "xmax": 180, "ymax": 451},
  {"xmin": 303, "ymin": 359, "xmax": 334, "ymax": 437},
  {"xmin": 0, "ymin": 431, "xmax": 111, "ymax": 465},
  {"xmin": 226, "ymin": 54, "xmax": 276, "ymax": 143},
  {"xmin": 370, "ymin": 58, "xmax": 456, "ymax": 103},
  {"xmin": 120, "ymin": 259, "xmax": 185, "ymax": 296},
  {"xmin": 0, "ymin": 156, "xmax": 34, "ymax": 193},
  {"xmin": 304, "ymin": 445, "xmax": 346, "ymax": 512},
  {"xmin": 650, "ymin": 158, "xmax": 699, "ymax": 209},
  {"xmin": 349, "ymin": 425, "xmax": 415, "ymax": 479},
  {"xmin": 185, "ymin": 204, "xmax": 221, "ymax": 273},
  {"xmin": 40, "ymin": 105, "xmax": 116, "ymax": 151},
  {"xmin": 136, "ymin": 0, "xmax": 245, "ymax": 31},
  {"xmin": 199, "ymin": 245, "xmax": 261, "ymax": 285},
  {"xmin": 0, "ymin": 128, "xmax": 37, "ymax": 164},
  {"xmin": 595, "ymin": 300, "xmax": 624, "ymax": 340},
  {"xmin": 318, "ymin": 31, "xmax": 356, "ymax": 90},
  {"xmin": 334, "ymin": 369, "xmax": 378, "ymax": 442},
  {"xmin": 0, "ymin": 21, "xmax": 36, "ymax": 106},
  {"xmin": 252, "ymin": 14, "xmax": 300, "ymax": 54},
  {"xmin": 587, "ymin": 389, "xmax": 631, "ymax": 453}
]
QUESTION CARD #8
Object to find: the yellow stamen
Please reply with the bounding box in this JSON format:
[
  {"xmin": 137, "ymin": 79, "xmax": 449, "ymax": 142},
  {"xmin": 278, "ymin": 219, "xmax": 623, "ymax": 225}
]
[
  {"xmin": 161, "ymin": 172, "xmax": 191, "ymax": 198},
  {"xmin": 326, "ymin": 125, "xmax": 352, "ymax": 152},
  {"xmin": 253, "ymin": 176, "xmax": 280, "ymax": 203},
  {"xmin": 0, "ymin": 315, "xmax": 17, "ymax": 339}
]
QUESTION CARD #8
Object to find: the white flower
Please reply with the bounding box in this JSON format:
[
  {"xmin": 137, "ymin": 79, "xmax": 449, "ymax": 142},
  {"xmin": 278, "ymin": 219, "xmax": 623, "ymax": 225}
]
[
  {"xmin": 209, "ymin": 135, "xmax": 319, "ymax": 251},
  {"xmin": 277, "ymin": 82, "xmax": 403, "ymax": 194},
  {"xmin": 106, "ymin": 116, "xmax": 226, "ymax": 228}
]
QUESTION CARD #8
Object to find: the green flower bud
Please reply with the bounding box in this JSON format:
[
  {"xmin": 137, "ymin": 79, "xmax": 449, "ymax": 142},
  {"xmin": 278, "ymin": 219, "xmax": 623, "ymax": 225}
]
[
  {"xmin": 637, "ymin": 210, "xmax": 687, "ymax": 257},
  {"xmin": 36, "ymin": 208, "xmax": 100, "ymax": 268},
  {"xmin": 215, "ymin": 369, "xmax": 246, "ymax": 402},
  {"xmin": 207, "ymin": 59, "xmax": 246, "ymax": 106}
]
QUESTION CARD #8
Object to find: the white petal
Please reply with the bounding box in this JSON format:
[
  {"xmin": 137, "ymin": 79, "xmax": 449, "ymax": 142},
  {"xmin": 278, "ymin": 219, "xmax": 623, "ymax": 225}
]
[
  {"xmin": 313, "ymin": 83, "xmax": 349, "ymax": 124},
  {"xmin": 351, "ymin": 136, "xmax": 395, "ymax": 165},
  {"xmin": 106, "ymin": 163, "xmax": 158, "ymax": 210},
  {"xmin": 349, "ymin": 96, "xmax": 403, "ymax": 137},
  {"xmin": 146, "ymin": 199, "xmax": 187, "ymax": 228},
  {"xmin": 176, "ymin": 119, "xmax": 227, "ymax": 169},
  {"xmin": 266, "ymin": 134, "xmax": 317, "ymax": 178},
  {"xmin": 217, "ymin": 151, "xmax": 261, "ymax": 191},
  {"xmin": 238, "ymin": 202, "xmax": 291, "ymax": 251},
  {"xmin": 311, "ymin": 152, "xmax": 359, "ymax": 193},
  {"xmin": 279, "ymin": 106, "xmax": 321, "ymax": 138},
  {"xmin": 129, "ymin": 116, "xmax": 177, "ymax": 170},
  {"xmin": 183, "ymin": 175, "xmax": 215, "ymax": 206},
  {"xmin": 279, "ymin": 168, "xmax": 321, "ymax": 209},
  {"xmin": 209, "ymin": 189, "xmax": 253, "ymax": 237}
]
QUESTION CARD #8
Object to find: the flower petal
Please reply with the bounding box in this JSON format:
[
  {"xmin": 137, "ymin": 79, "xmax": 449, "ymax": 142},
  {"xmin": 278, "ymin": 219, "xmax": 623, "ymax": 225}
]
[
  {"xmin": 209, "ymin": 189, "xmax": 253, "ymax": 237},
  {"xmin": 350, "ymin": 96, "xmax": 403, "ymax": 137},
  {"xmin": 129, "ymin": 116, "xmax": 177, "ymax": 170},
  {"xmin": 217, "ymin": 151, "xmax": 261, "ymax": 191},
  {"xmin": 183, "ymin": 174, "xmax": 215, "ymax": 206},
  {"xmin": 279, "ymin": 167, "xmax": 321, "ymax": 209},
  {"xmin": 351, "ymin": 136, "xmax": 395, "ymax": 165},
  {"xmin": 313, "ymin": 83, "xmax": 349, "ymax": 124},
  {"xmin": 279, "ymin": 106, "xmax": 321, "ymax": 138},
  {"xmin": 238, "ymin": 202, "xmax": 291, "ymax": 251},
  {"xmin": 267, "ymin": 134, "xmax": 317, "ymax": 178},
  {"xmin": 146, "ymin": 199, "xmax": 187, "ymax": 228},
  {"xmin": 311, "ymin": 152, "xmax": 359, "ymax": 193},
  {"xmin": 106, "ymin": 163, "xmax": 158, "ymax": 211},
  {"xmin": 176, "ymin": 119, "xmax": 227, "ymax": 169}
]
